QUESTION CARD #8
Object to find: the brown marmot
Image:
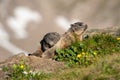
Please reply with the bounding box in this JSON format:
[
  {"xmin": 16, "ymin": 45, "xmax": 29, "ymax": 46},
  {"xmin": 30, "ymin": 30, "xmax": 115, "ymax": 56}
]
[{"xmin": 42, "ymin": 22, "xmax": 88, "ymax": 59}]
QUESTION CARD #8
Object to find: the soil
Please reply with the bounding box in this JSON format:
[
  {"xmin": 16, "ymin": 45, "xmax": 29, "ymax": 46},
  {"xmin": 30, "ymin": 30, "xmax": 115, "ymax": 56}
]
[{"xmin": 0, "ymin": 53, "xmax": 65, "ymax": 79}]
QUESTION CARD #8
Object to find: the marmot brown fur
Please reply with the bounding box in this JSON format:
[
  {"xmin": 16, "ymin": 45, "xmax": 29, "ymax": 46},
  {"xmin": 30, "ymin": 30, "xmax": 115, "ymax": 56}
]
[{"xmin": 42, "ymin": 22, "xmax": 88, "ymax": 59}]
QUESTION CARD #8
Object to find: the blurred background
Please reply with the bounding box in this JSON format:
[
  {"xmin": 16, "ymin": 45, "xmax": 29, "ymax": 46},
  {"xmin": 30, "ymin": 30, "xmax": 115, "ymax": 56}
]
[{"xmin": 0, "ymin": 0, "xmax": 120, "ymax": 62}]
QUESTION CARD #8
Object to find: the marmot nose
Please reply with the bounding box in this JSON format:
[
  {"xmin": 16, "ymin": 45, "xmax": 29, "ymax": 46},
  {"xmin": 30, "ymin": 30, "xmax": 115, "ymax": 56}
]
[{"xmin": 84, "ymin": 24, "xmax": 88, "ymax": 30}]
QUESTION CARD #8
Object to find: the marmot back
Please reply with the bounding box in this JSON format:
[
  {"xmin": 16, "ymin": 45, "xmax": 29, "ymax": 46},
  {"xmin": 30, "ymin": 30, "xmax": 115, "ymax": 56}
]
[{"xmin": 40, "ymin": 32, "xmax": 61, "ymax": 52}]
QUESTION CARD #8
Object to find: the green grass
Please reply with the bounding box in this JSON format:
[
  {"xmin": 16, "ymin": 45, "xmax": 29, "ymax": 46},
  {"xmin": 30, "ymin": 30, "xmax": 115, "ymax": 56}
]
[
  {"xmin": 2, "ymin": 33, "xmax": 120, "ymax": 80},
  {"xmin": 2, "ymin": 60, "xmax": 52, "ymax": 80},
  {"xmin": 49, "ymin": 53, "xmax": 120, "ymax": 80},
  {"xmin": 54, "ymin": 34, "xmax": 120, "ymax": 67}
]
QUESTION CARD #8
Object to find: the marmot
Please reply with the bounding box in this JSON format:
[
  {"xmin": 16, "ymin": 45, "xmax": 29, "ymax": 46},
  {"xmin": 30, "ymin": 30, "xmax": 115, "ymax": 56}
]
[
  {"xmin": 29, "ymin": 32, "xmax": 61, "ymax": 57},
  {"xmin": 40, "ymin": 32, "xmax": 61, "ymax": 52},
  {"xmin": 42, "ymin": 22, "xmax": 88, "ymax": 59}
]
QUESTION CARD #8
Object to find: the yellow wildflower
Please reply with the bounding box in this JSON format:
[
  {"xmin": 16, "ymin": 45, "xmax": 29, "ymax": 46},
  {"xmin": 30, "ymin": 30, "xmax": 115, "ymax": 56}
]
[
  {"xmin": 20, "ymin": 65, "xmax": 24, "ymax": 69},
  {"xmin": 77, "ymin": 54, "xmax": 82, "ymax": 58},
  {"xmin": 82, "ymin": 52, "xmax": 85, "ymax": 55},
  {"xmin": 93, "ymin": 51, "xmax": 97, "ymax": 56},
  {"xmin": 117, "ymin": 37, "xmax": 120, "ymax": 41}
]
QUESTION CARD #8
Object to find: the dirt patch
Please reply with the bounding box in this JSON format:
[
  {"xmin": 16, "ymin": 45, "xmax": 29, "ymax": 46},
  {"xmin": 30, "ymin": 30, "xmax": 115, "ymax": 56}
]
[{"xmin": 0, "ymin": 53, "xmax": 65, "ymax": 79}]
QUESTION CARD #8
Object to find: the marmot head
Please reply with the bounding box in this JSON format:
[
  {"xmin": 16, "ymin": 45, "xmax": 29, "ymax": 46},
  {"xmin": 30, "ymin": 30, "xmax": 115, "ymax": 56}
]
[{"xmin": 70, "ymin": 22, "xmax": 88, "ymax": 35}]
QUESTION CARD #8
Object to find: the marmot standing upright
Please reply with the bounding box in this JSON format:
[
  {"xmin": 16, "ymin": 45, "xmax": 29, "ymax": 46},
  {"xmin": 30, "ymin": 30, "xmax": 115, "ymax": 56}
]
[{"xmin": 42, "ymin": 22, "xmax": 88, "ymax": 59}]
